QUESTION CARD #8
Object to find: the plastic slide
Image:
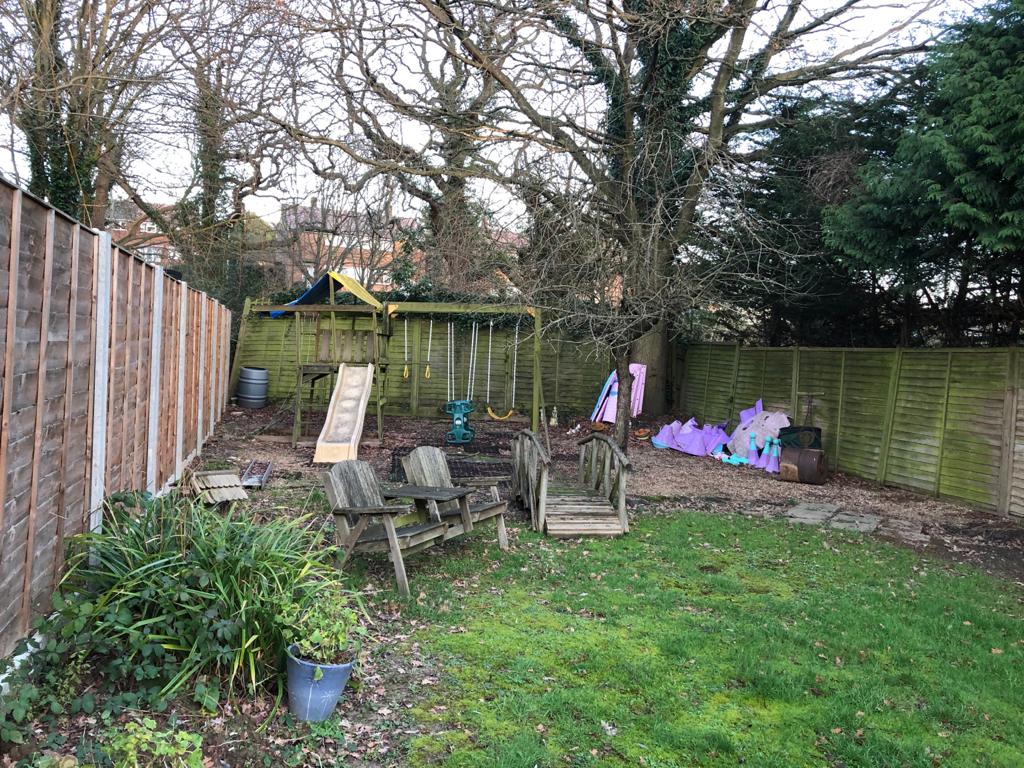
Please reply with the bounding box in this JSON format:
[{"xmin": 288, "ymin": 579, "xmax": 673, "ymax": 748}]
[{"xmin": 312, "ymin": 363, "xmax": 375, "ymax": 464}]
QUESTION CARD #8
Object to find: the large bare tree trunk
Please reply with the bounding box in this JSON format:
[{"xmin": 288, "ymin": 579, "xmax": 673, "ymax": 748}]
[
  {"xmin": 613, "ymin": 354, "xmax": 633, "ymax": 450},
  {"xmin": 630, "ymin": 322, "xmax": 669, "ymax": 416}
]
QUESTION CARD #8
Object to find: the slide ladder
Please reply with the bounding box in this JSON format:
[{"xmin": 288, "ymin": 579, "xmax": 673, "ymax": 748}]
[{"xmin": 313, "ymin": 363, "xmax": 375, "ymax": 464}]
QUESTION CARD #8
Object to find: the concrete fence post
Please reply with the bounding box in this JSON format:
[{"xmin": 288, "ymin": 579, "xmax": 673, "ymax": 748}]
[
  {"xmin": 89, "ymin": 232, "xmax": 113, "ymax": 532},
  {"xmin": 145, "ymin": 267, "xmax": 164, "ymax": 493}
]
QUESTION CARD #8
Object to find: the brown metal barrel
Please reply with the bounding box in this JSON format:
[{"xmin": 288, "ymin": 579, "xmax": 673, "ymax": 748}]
[{"xmin": 779, "ymin": 447, "xmax": 828, "ymax": 484}]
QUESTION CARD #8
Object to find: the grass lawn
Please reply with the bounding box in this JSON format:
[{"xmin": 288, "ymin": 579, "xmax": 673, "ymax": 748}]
[{"xmin": 361, "ymin": 509, "xmax": 1022, "ymax": 767}]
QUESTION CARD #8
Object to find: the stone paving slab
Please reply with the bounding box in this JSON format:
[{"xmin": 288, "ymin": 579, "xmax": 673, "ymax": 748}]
[
  {"xmin": 786, "ymin": 502, "xmax": 840, "ymax": 524},
  {"xmin": 830, "ymin": 512, "xmax": 881, "ymax": 533},
  {"xmin": 784, "ymin": 501, "xmax": 930, "ymax": 546}
]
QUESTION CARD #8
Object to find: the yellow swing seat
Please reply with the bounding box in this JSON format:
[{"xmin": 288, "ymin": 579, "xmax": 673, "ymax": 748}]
[{"xmin": 487, "ymin": 405, "xmax": 515, "ymax": 421}]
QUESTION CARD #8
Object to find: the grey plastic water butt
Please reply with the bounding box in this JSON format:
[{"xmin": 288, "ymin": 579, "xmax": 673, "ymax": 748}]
[{"xmin": 236, "ymin": 366, "xmax": 268, "ymax": 408}]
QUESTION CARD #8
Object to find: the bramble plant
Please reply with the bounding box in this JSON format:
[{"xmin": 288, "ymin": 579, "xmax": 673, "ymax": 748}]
[
  {"xmin": 281, "ymin": 590, "xmax": 365, "ymax": 669},
  {"xmin": 0, "ymin": 492, "xmax": 339, "ymax": 750},
  {"xmin": 102, "ymin": 718, "xmax": 203, "ymax": 768}
]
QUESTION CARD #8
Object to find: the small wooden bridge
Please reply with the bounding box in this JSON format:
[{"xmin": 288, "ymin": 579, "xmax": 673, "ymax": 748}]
[{"xmin": 512, "ymin": 430, "xmax": 630, "ymax": 537}]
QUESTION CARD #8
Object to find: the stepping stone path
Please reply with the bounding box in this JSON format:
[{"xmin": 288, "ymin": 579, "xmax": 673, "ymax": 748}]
[{"xmin": 782, "ymin": 501, "xmax": 930, "ymax": 545}]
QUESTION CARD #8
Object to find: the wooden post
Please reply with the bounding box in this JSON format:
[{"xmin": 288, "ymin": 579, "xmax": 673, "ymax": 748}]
[
  {"xmin": 125, "ymin": 258, "xmax": 146, "ymax": 488},
  {"xmin": 19, "ymin": 209, "xmax": 56, "ymax": 631},
  {"xmin": 0, "ymin": 189, "xmax": 23, "ymax": 552},
  {"xmin": 552, "ymin": 332, "xmax": 562, "ymax": 410},
  {"xmin": 617, "ymin": 467, "xmax": 629, "ymax": 534},
  {"xmin": 996, "ymin": 347, "xmax": 1018, "ymax": 516},
  {"xmin": 89, "ymin": 232, "xmax": 113, "ymax": 531},
  {"xmin": 82, "ymin": 231, "xmax": 99, "ymax": 530},
  {"xmin": 145, "ymin": 267, "xmax": 164, "ymax": 492},
  {"xmin": 532, "ymin": 308, "xmax": 542, "ymax": 433},
  {"xmin": 701, "ymin": 348, "xmax": 712, "ymax": 423},
  {"xmin": 729, "ymin": 342, "xmax": 740, "ymax": 414},
  {"xmin": 53, "ymin": 223, "xmax": 81, "ymax": 584},
  {"xmin": 372, "ymin": 310, "xmax": 384, "ymax": 440},
  {"xmin": 834, "ymin": 350, "xmax": 847, "ymax": 470},
  {"xmin": 790, "ymin": 346, "xmax": 801, "ymax": 418},
  {"xmin": 410, "ymin": 317, "xmax": 422, "ymax": 415},
  {"xmin": 197, "ymin": 295, "xmax": 207, "ymax": 446},
  {"xmin": 934, "ymin": 350, "xmax": 954, "ymax": 495},
  {"xmin": 537, "ymin": 463, "xmax": 548, "ymax": 532},
  {"xmin": 677, "ymin": 346, "xmax": 689, "ymax": 415},
  {"xmin": 227, "ymin": 296, "xmax": 252, "ymax": 393},
  {"xmin": 877, "ymin": 348, "xmax": 902, "ymax": 484},
  {"xmin": 328, "ymin": 278, "xmax": 337, "ymax": 360},
  {"xmin": 106, "ymin": 250, "xmax": 124, "ymax": 493},
  {"xmin": 760, "ymin": 348, "xmax": 768, "ymax": 396}
]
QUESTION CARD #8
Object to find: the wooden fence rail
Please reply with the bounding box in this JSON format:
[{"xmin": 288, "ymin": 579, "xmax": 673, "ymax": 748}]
[
  {"xmin": 677, "ymin": 343, "xmax": 1024, "ymax": 517},
  {"xmin": 0, "ymin": 181, "xmax": 231, "ymax": 657}
]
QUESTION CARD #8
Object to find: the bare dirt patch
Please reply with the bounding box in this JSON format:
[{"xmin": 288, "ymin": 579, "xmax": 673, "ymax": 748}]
[{"xmin": 197, "ymin": 408, "xmax": 1024, "ymax": 583}]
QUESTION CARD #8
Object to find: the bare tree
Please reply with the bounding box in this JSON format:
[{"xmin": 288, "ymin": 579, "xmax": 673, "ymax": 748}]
[
  {"xmin": 277, "ymin": 172, "xmax": 410, "ymax": 291},
  {"xmin": 288, "ymin": 0, "xmax": 942, "ymax": 443},
  {"xmin": 0, "ymin": 0, "xmax": 172, "ymax": 225},
  {"xmin": 275, "ymin": 0, "xmax": 522, "ymax": 290}
]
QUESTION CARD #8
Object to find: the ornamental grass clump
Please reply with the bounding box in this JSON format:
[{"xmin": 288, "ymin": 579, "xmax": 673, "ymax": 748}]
[{"xmin": 31, "ymin": 492, "xmax": 337, "ymax": 707}]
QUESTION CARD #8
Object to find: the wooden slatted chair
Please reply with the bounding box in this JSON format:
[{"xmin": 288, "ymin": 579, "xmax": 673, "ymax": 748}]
[
  {"xmin": 323, "ymin": 460, "xmax": 449, "ymax": 597},
  {"xmin": 401, "ymin": 446, "xmax": 510, "ymax": 550}
]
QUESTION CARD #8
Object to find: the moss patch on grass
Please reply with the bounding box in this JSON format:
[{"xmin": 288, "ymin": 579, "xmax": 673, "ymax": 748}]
[{"xmin": 383, "ymin": 511, "xmax": 1022, "ymax": 767}]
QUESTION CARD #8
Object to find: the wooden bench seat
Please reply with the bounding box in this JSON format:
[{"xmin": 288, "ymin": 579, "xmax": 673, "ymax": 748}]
[
  {"xmin": 324, "ymin": 461, "xmax": 458, "ymax": 596},
  {"xmin": 401, "ymin": 446, "xmax": 510, "ymax": 550}
]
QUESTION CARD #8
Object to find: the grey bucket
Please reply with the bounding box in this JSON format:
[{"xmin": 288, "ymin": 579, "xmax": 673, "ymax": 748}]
[
  {"xmin": 285, "ymin": 644, "xmax": 354, "ymax": 722},
  {"xmin": 237, "ymin": 366, "xmax": 268, "ymax": 408}
]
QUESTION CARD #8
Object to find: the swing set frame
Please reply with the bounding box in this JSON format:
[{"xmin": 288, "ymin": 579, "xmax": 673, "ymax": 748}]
[
  {"xmin": 387, "ymin": 301, "xmax": 543, "ymax": 433},
  {"xmin": 250, "ymin": 290, "xmax": 544, "ymax": 443}
]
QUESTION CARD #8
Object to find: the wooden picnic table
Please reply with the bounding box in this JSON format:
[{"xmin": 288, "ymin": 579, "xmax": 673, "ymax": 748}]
[
  {"xmin": 382, "ymin": 484, "xmax": 474, "ymax": 534},
  {"xmin": 381, "ymin": 485, "xmax": 473, "ymax": 502}
]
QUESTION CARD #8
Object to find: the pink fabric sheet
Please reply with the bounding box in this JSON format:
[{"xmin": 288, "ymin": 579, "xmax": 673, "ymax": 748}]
[{"xmin": 595, "ymin": 364, "xmax": 647, "ymax": 423}]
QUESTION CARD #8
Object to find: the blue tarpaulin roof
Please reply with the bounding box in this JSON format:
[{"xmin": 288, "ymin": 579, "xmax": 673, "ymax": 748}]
[{"xmin": 267, "ymin": 271, "xmax": 382, "ymax": 317}]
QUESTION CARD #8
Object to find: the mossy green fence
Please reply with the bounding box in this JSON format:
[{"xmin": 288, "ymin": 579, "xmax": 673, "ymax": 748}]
[
  {"xmin": 677, "ymin": 344, "xmax": 1024, "ymax": 516},
  {"xmin": 231, "ymin": 306, "xmax": 611, "ymax": 421}
]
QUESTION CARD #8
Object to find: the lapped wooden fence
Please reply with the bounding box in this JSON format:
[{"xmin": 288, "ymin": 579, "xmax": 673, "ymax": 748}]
[
  {"xmin": 0, "ymin": 181, "xmax": 231, "ymax": 656},
  {"xmin": 230, "ymin": 302, "xmax": 611, "ymax": 419},
  {"xmin": 676, "ymin": 343, "xmax": 1023, "ymax": 516}
]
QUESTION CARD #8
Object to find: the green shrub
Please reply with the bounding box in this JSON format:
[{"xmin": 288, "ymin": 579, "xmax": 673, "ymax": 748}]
[
  {"xmin": 281, "ymin": 590, "xmax": 366, "ymax": 667},
  {"xmin": 0, "ymin": 492, "xmax": 339, "ymax": 746},
  {"xmin": 102, "ymin": 717, "xmax": 203, "ymax": 768},
  {"xmin": 62, "ymin": 492, "xmax": 336, "ymax": 698}
]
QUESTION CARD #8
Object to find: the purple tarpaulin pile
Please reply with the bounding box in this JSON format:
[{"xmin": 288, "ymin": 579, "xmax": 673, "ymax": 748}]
[
  {"xmin": 652, "ymin": 417, "xmax": 730, "ymax": 456},
  {"xmin": 653, "ymin": 398, "xmax": 790, "ymax": 459}
]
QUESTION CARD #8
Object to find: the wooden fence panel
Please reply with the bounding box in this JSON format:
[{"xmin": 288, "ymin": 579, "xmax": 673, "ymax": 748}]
[
  {"xmin": 886, "ymin": 351, "xmax": 948, "ymax": 494},
  {"xmin": 939, "ymin": 351, "xmax": 1008, "ymax": 506},
  {"xmin": 701, "ymin": 345, "xmax": 737, "ymax": 425},
  {"xmin": 0, "ymin": 180, "xmax": 231, "ymax": 657},
  {"xmin": 1010, "ymin": 351, "xmax": 1024, "ymax": 517},
  {"xmin": 231, "ymin": 311, "xmax": 609, "ymax": 419},
  {"xmin": 836, "ymin": 351, "xmax": 894, "ymax": 480},
  {"xmin": 679, "ymin": 342, "xmax": 1021, "ymax": 514}
]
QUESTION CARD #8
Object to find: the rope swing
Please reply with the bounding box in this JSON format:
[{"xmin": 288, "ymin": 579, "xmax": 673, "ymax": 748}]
[
  {"xmin": 402, "ymin": 317, "xmax": 410, "ymax": 379},
  {"xmin": 487, "ymin": 319, "xmax": 518, "ymax": 420},
  {"xmin": 424, "ymin": 318, "xmax": 433, "ymax": 380}
]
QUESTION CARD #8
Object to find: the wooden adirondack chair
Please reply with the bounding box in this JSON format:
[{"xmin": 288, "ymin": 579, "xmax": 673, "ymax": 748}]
[
  {"xmin": 401, "ymin": 446, "xmax": 510, "ymax": 550},
  {"xmin": 324, "ymin": 460, "xmax": 450, "ymax": 597}
]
